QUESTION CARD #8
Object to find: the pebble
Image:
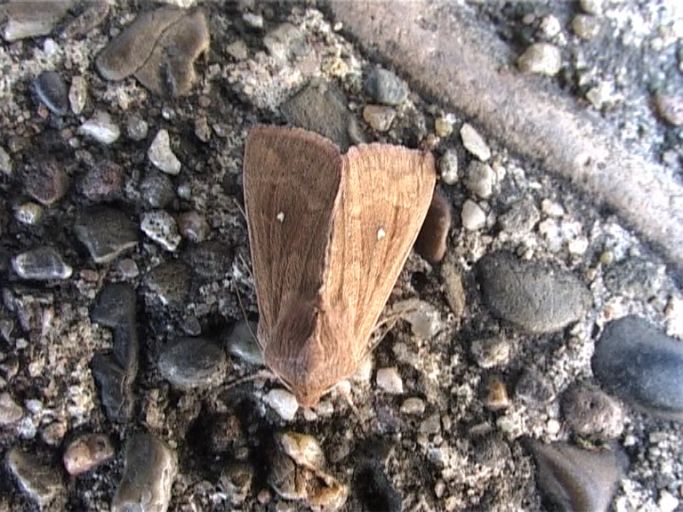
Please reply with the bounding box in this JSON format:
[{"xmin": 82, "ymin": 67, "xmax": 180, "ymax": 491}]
[
  {"xmin": 15, "ymin": 202, "xmax": 43, "ymax": 225},
  {"xmin": 12, "ymin": 247, "xmax": 72, "ymax": 280},
  {"xmin": 460, "ymin": 123, "xmax": 491, "ymax": 161},
  {"xmin": 0, "ymin": 146, "xmax": 12, "ymax": 175},
  {"xmin": 226, "ymin": 40, "xmax": 248, "ymax": 60},
  {"xmin": 264, "ymin": 389, "xmax": 299, "ymax": 420},
  {"xmin": 117, "ymin": 258, "xmax": 139, "ymax": 279},
  {"xmin": 400, "ymin": 397, "xmax": 426, "ymax": 415},
  {"xmin": 483, "ymin": 375, "xmax": 510, "ymax": 410},
  {"xmin": 74, "ymin": 207, "xmax": 139, "ymax": 264},
  {"xmin": 580, "ymin": 0, "xmax": 604, "ymax": 15},
  {"xmin": 263, "ymin": 22, "xmax": 308, "ymax": 61},
  {"xmin": 525, "ymin": 440, "xmax": 625, "ymax": 512},
  {"xmin": 127, "ymin": 115, "xmax": 149, "ymax": 141},
  {"xmin": 541, "ymin": 198, "xmax": 564, "ymax": 217},
  {"xmin": 434, "ymin": 116, "xmax": 454, "ymax": 137},
  {"xmin": 364, "ymin": 66, "xmax": 409, "ymax": 106},
  {"xmin": 6, "ymin": 447, "xmax": 65, "ymax": 507},
  {"xmin": 515, "ymin": 368, "xmax": 554, "ymax": 406},
  {"xmin": 68, "ymin": 76, "xmax": 88, "ymax": 114},
  {"xmin": 659, "ymin": 491, "xmax": 679, "ymax": 512},
  {"xmin": 225, "ymin": 320, "xmax": 263, "ymax": 366},
  {"xmin": 438, "ymin": 149, "xmax": 459, "ymax": 185},
  {"xmin": 561, "ymin": 384, "xmax": 624, "ymax": 438},
  {"xmin": 140, "ymin": 172, "xmax": 175, "ymax": 208},
  {"xmin": 655, "ymin": 93, "xmax": 683, "ymax": 126},
  {"xmin": 441, "ymin": 261, "xmax": 466, "ymax": 318},
  {"xmin": 0, "ymin": 392, "xmax": 23, "ymax": 425},
  {"xmin": 80, "ymin": 160, "xmax": 124, "ymax": 200},
  {"xmin": 376, "ymin": 367, "xmax": 404, "ymax": 394},
  {"xmin": 419, "ymin": 413, "xmax": 442, "ymax": 435},
  {"xmin": 63, "ymin": 433, "xmax": 115, "ymax": 475},
  {"xmin": 146, "ymin": 261, "xmax": 190, "ymax": 306},
  {"xmin": 79, "ymin": 111, "xmax": 120, "ymax": 145},
  {"xmin": 177, "ymin": 211, "xmax": 210, "ymax": 242},
  {"xmin": 112, "ymin": 432, "xmax": 177, "ymax": 512},
  {"xmin": 464, "ymin": 161, "xmax": 496, "ymax": 198},
  {"xmin": 470, "ymin": 336, "xmax": 510, "ymax": 368},
  {"xmin": 461, "ymin": 199, "xmax": 487, "ymax": 231},
  {"xmin": 362, "ymin": 105, "xmax": 396, "ymax": 132},
  {"xmin": 517, "ymin": 43, "xmax": 562, "ymax": 76},
  {"xmin": 393, "ymin": 299, "xmax": 444, "ymax": 339},
  {"xmin": 1, "ymin": 1, "xmax": 70, "ymax": 41},
  {"xmin": 355, "ymin": 462, "xmax": 401, "ymax": 512},
  {"xmin": 603, "ymin": 256, "xmax": 664, "ymax": 299},
  {"xmin": 184, "ymin": 240, "xmax": 232, "ymax": 280},
  {"xmin": 158, "ymin": 337, "xmax": 227, "ymax": 389},
  {"xmin": 194, "ymin": 116, "xmax": 211, "ymax": 142},
  {"xmin": 141, "ymin": 210, "xmax": 181, "ymax": 251},
  {"xmin": 539, "ymin": 15, "xmax": 562, "ymax": 38},
  {"xmin": 34, "ymin": 71, "xmax": 68, "ymax": 115},
  {"xmin": 24, "ymin": 160, "xmax": 69, "ymax": 206},
  {"xmin": 498, "ymin": 197, "xmax": 540, "ymax": 233},
  {"xmin": 91, "ymin": 353, "xmax": 133, "ymax": 422},
  {"xmin": 242, "ymin": 12, "xmax": 263, "ymax": 29},
  {"xmin": 476, "ymin": 251, "xmax": 592, "ymax": 333},
  {"xmin": 219, "ymin": 462, "xmax": 255, "ymax": 505},
  {"xmin": 414, "ymin": 188, "xmax": 451, "ymax": 263},
  {"xmin": 148, "ymin": 129, "xmax": 181, "ymax": 175},
  {"xmin": 572, "ymin": 14, "xmax": 601, "ymax": 40},
  {"xmin": 592, "ymin": 316, "xmax": 683, "ymax": 420}
]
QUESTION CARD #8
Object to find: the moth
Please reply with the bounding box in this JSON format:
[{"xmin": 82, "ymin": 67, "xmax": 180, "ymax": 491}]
[{"xmin": 243, "ymin": 125, "xmax": 436, "ymax": 407}]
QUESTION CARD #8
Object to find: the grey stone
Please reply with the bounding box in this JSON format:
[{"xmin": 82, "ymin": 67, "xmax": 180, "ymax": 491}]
[
  {"xmin": 572, "ymin": 14, "xmax": 601, "ymax": 40},
  {"xmin": 498, "ymin": 197, "xmax": 540, "ymax": 233},
  {"xmin": 1, "ymin": 1, "xmax": 70, "ymax": 41},
  {"xmin": 439, "ymin": 149, "xmax": 459, "ymax": 185},
  {"xmin": 79, "ymin": 111, "xmax": 120, "ymax": 145},
  {"xmin": 461, "ymin": 199, "xmax": 487, "ymax": 231},
  {"xmin": 0, "ymin": 392, "xmax": 23, "ymax": 425},
  {"xmin": 603, "ymin": 257, "xmax": 664, "ymax": 299},
  {"xmin": 146, "ymin": 261, "xmax": 190, "ymax": 306},
  {"xmin": 592, "ymin": 316, "xmax": 683, "ymax": 420},
  {"xmin": 460, "ymin": 123, "xmax": 491, "ymax": 161},
  {"xmin": 178, "ymin": 211, "xmax": 210, "ymax": 242},
  {"xmin": 218, "ymin": 462, "xmax": 254, "ymax": 505},
  {"xmin": 74, "ymin": 207, "xmax": 139, "ymax": 264},
  {"xmin": 68, "ymin": 75, "xmax": 88, "ymax": 114},
  {"xmin": 6, "ymin": 447, "xmax": 65, "ymax": 508},
  {"xmin": 0, "ymin": 145, "xmax": 11, "ymax": 175},
  {"xmin": 561, "ymin": 384, "xmax": 624, "ymax": 438},
  {"xmin": 12, "ymin": 247, "xmax": 72, "ymax": 280},
  {"xmin": 225, "ymin": 320, "xmax": 263, "ymax": 366},
  {"xmin": 112, "ymin": 432, "xmax": 177, "ymax": 512},
  {"xmin": 24, "ymin": 159, "xmax": 69, "ymax": 206},
  {"xmin": 517, "ymin": 43, "xmax": 562, "ymax": 76},
  {"xmin": 263, "ymin": 22, "xmax": 308, "ymax": 61},
  {"xmin": 184, "ymin": 240, "xmax": 232, "ymax": 280},
  {"xmin": 140, "ymin": 172, "xmax": 175, "ymax": 208},
  {"xmin": 34, "ymin": 70, "xmax": 68, "ymax": 115},
  {"xmin": 362, "ymin": 105, "xmax": 396, "ymax": 132},
  {"xmin": 470, "ymin": 336, "xmax": 510, "ymax": 368},
  {"xmin": 127, "ymin": 115, "xmax": 149, "ymax": 141},
  {"xmin": 61, "ymin": 0, "xmax": 110, "ymax": 39},
  {"xmin": 15, "ymin": 202, "xmax": 43, "ymax": 225},
  {"xmin": 158, "ymin": 337, "xmax": 227, "ymax": 389},
  {"xmin": 80, "ymin": 160, "xmax": 124, "ymax": 201},
  {"xmin": 464, "ymin": 161, "xmax": 496, "ymax": 198},
  {"xmin": 364, "ymin": 66, "xmax": 408, "ymax": 106},
  {"xmin": 476, "ymin": 251, "xmax": 592, "ymax": 333},
  {"xmin": 141, "ymin": 210, "xmax": 181, "ymax": 251}
]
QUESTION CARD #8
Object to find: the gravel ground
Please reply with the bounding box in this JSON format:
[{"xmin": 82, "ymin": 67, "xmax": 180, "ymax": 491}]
[{"xmin": 0, "ymin": 1, "xmax": 682, "ymax": 511}]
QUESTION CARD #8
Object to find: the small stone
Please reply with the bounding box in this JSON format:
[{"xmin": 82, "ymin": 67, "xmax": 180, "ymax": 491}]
[
  {"xmin": 400, "ymin": 397, "xmax": 426, "ymax": 415},
  {"xmin": 264, "ymin": 389, "xmax": 299, "ymax": 420},
  {"xmin": 438, "ymin": 150, "xmax": 459, "ymax": 185},
  {"xmin": 592, "ymin": 316, "xmax": 683, "ymax": 420},
  {"xmin": 277, "ymin": 431, "xmax": 326, "ymax": 472},
  {"xmin": 541, "ymin": 198, "xmax": 564, "ymax": 217},
  {"xmin": 81, "ymin": 160, "xmax": 124, "ymax": 201},
  {"xmin": 112, "ymin": 432, "xmax": 177, "ymax": 512},
  {"xmin": 441, "ymin": 262, "xmax": 466, "ymax": 318},
  {"xmin": 362, "ymin": 105, "xmax": 396, "ymax": 132},
  {"xmin": 364, "ymin": 66, "xmax": 408, "ymax": 106},
  {"xmin": 483, "ymin": 375, "xmax": 510, "ymax": 410},
  {"xmin": 148, "ymin": 129, "xmax": 181, "ymax": 175},
  {"xmin": 393, "ymin": 299, "xmax": 443, "ymax": 339},
  {"xmin": 464, "ymin": 161, "xmax": 496, "ymax": 198},
  {"xmin": 586, "ymin": 81, "xmax": 618, "ymax": 109},
  {"xmin": 476, "ymin": 251, "xmax": 592, "ymax": 333},
  {"xmin": 561, "ymin": 385, "xmax": 624, "ymax": 438},
  {"xmin": 194, "ymin": 116, "xmax": 211, "ymax": 142},
  {"xmin": 219, "ymin": 462, "xmax": 254, "ymax": 505},
  {"xmin": 74, "ymin": 207, "xmax": 139, "ymax": 264},
  {"xmin": 126, "ymin": 115, "xmax": 149, "ymax": 141},
  {"xmin": 655, "ymin": 93, "xmax": 683, "ymax": 126},
  {"xmin": 146, "ymin": 261, "xmax": 190, "ymax": 306},
  {"xmin": 572, "ymin": 14, "xmax": 601, "ymax": 40},
  {"xmin": 0, "ymin": 146, "xmax": 12, "ymax": 175},
  {"xmin": 516, "ymin": 369, "xmax": 554, "ymax": 406},
  {"xmin": 414, "ymin": 188, "xmax": 451, "ymax": 263},
  {"xmin": 158, "ymin": 337, "xmax": 227, "ymax": 389},
  {"xmin": 184, "ymin": 240, "xmax": 232, "ymax": 280},
  {"xmin": 68, "ymin": 76, "xmax": 88, "ymax": 114},
  {"xmin": 580, "ymin": 0, "xmax": 604, "ymax": 15},
  {"xmin": 461, "ymin": 199, "xmax": 487, "ymax": 231},
  {"xmin": 471, "ymin": 336, "xmax": 510, "ymax": 368},
  {"xmin": 141, "ymin": 210, "xmax": 181, "ymax": 251},
  {"xmin": 12, "ymin": 247, "xmax": 72, "ymax": 280},
  {"xmin": 376, "ymin": 367, "xmax": 403, "ymax": 394},
  {"xmin": 225, "ymin": 320, "xmax": 263, "ymax": 366},
  {"xmin": 79, "ymin": 111, "xmax": 120, "ymax": 145},
  {"xmin": 91, "ymin": 354, "xmax": 132, "ymax": 422},
  {"xmin": 117, "ymin": 258, "xmax": 139, "ymax": 279},
  {"xmin": 539, "ymin": 15, "xmax": 562, "ymax": 38},
  {"xmin": 6, "ymin": 447, "xmax": 65, "ymax": 508},
  {"xmin": 659, "ymin": 491, "xmax": 679, "ymax": 512},
  {"xmin": 0, "ymin": 392, "xmax": 23, "ymax": 425},
  {"xmin": 178, "ymin": 211, "xmax": 210, "ymax": 242},
  {"xmin": 14, "ymin": 202, "xmax": 43, "ymax": 225},
  {"xmin": 226, "ymin": 40, "xmax": 248, "ymax": 60},
  {"xmin": 63, "ymin": 433, "xmax": 115, "ymax": 475},
  {"xmin": 603, "ymin": 257, "xmax": 664, "ymax": 299},
  {"xmin": 34, "ymin": 70, "xmax": 68, "ymax": 115},
  {"xmin": 1, "ymin": 1, "xmax": 70, "ymax": 41},
  {"xmin": 263, "ymin": 22, "xmax": 308, "ymax": 61},
  {"xmin": 517, "ymin": 43, "xmax": 562, "ymax": 76},
  {"xmin": 140, "ymin": 172, "xmax": 175, "ymax": 208},
  {"xmin": 434, "ymin": 117, "xmax": 454, "ymax": 138},
  {"xmin": 498, "ymin": 197, "xmax": 540, "ymax": 233},
  {"xmin": 460, "ymin": 123, "xmax": 491, "ymax": 161},
  {"xmin": 419, "ymin": 413, "xmax": 441, "ymax": 435},
  {"xmin": 24, "ymin": 160, "xmax": 69, "ymax": 206},
  {"xmin": 242, "ymin": 12, "xmax": 263, "ymax": 29},
  {"xmin": 61, "ymin": 1, "xmax": 110, "ymax": 39}
]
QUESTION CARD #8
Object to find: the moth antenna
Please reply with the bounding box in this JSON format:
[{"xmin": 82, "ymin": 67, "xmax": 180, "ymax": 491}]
[
  {"xmin": 231, "ymin": 196, "xmax": 248, "ymax": 222},
  {"xmin": 221, "ymin": 369, "xmax": 277, "ymax": 393},
  {"xmin": 237, "ymin": 253, "xmax": 255, "ymax": 283},
  {"xmin": 232, "ymin": 281, "xmax": 260, "ymax": 347}
]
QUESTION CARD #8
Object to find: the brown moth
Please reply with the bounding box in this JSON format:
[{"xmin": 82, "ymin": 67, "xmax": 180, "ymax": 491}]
[{"xmin": 243, "ymin": 125, "xmax": 436, "ymax": 407}]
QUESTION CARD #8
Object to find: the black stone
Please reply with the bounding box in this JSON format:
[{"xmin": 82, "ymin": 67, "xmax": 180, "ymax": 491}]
[
  {"xmin": 34, "ymin": 70, "xmax": 68, "ymax": 115},
  {"xmin": 74, "ymin": 207, "xmax": 139, "ymax": 264},
  {"xmin": 158, "ymin": 337, "xmax": 227, "ymax": 390},
  {"xmin": 145, "ymin": 260, "xmax": 190, "ymax": 306},
  {"xmin": 354, "ymin": 461, "xmax": 401, "ymax": 512},
  {"xmin": 140, "ymin": 172, "xmax": 175, "ymax": 208},
  {"xmin": 91, "ymin": 353, "xmax": 133, "ymax": 422},
  {"xmin": 92, "ymin": 283, "xmax": 138, "ymax": 372}
]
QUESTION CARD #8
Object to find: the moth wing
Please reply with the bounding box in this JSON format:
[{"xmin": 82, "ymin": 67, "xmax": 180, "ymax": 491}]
[
  {"xmin": 243, "ymin": 126, "xmax": 342, "ymax": 349},
  {"xmin": 321, "ymin": 144, "xmax": 436, "ymax": 361}
]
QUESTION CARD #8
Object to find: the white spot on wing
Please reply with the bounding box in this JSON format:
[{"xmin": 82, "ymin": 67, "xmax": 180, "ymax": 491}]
[
  {"xmin": 377, "ymin": 227, "xmax": 386, "ymax": 240},
  {"xmin": 276, "ymin": 211, "xmax": 285, "ymax": 223}
]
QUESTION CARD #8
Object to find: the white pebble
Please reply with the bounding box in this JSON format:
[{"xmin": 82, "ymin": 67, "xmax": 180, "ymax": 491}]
[
  {"xmin": 461, "ymin": 200, "xmax": 487, "ymax": 231},
  {"xmin": 79, "ymin": 111, "xmax": 120, "ymax": 145},
  {"xmin": 659, "ymin": 491, "xmax": 679, "ymax": 512},
  {"xmin": 567, "ymin": 237, "xmax": 589, "ymax": 255},
  {"xmin": 439, "ymin": 149, "xmax": 459, "ymax": 185},
  {"xmin": 264, "ymin": 389, "xmax": 298, "ymax": 421},
  {"xmin": 141, "ymin": 211, "xmax": 181, "ymax": 251},
  {"xmin": 68, "ymin": 76, "xmax": 88, "ymax": 114},
  {"xmin": 376, "ymin": 367, "xmax": 404, "ymax": 394},
  {"xmin": 541, "ymin": 199, "xmax": 565, "ymax": 217},
  {"xmin": 460, "ymin": 123, "xmax": 491, "ymax": 161},
  {"xmin": 517, "ymin": 43, "xmax": 562, "ymax": 76},
  {"xmin": 400, "ymin": 397, "xmax": 426, "ymax": 415},
  {"xmin": 464, "ymin": 161, "xmax": 496, "ymax": 199},
  {"xmin": 148, "ymin": 129, "xmax": 181, "ymax": 175}
]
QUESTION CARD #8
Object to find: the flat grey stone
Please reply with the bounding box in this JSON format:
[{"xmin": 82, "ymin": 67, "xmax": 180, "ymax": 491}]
[
  {"xmin": 12, "ymin": 247, "xmax": 72, "ymax": 280},
  {"xmin": 34, "ymin": 70, "xmax": 68, "ymax": 115},
  {"xmin": 1, "ymin": 1, "xmax": 70, "ymax": 41},
  {"xmin": 158, "ymin": 337, "xmax": 227, "ymax": 389},
  {"xmin": 140, "ymin": 172, "xmax": 175, "ymax": 208},
  {"xmin": 23, "ymin": 159, "xmax": 69, "ymax": 206},
  {"xmin": 74, "ymin": 207, "xmax": 138, "ymax": 264},
  {"xmin": 364, "ymin": 66, "xmax": 408, "ymax": 106},
  {"xmin": 6, "ymin": 447, "xmax": 65, "ymax": 508}
]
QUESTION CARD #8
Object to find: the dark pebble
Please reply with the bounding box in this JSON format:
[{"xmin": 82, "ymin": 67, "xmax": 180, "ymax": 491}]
[
  {"xmin": 80, "ymin": 160, "xmax": 124, "ymax": 201},
  {"xmin": 515, "ymin": 368, "xmax": 554, "ymax": 406},
  {"xmin": 364, "ymin": 66, "xmax": 408, "ymax": 106},
  {"xmin": 158, "ymin": 337, "xmax": 227, "ymax": 390},
  {"xmin": 24, "ymin": 159, "xmax": 69, "ymax": 206},
  {"xmin": 12, "ymin": 247, "xmax": 72, "ymax": 280},
  {"xmin": 603, "ymin": 257, "xmax": 663, "ymax": 299},
  {"xmin": 74, "ymin": 207, "xmax": 138, "ymax": 264},
  {"xmin": 561, "ymin": 384, "xmax": 624, "ymax": 438},
  {"xmin": 476, "ymin": 251, "xmax": 592, "ymax": 333},
  {"xmin": 34, "ymin": 70, "xmax": 68, "ymax": 115},
  {"xmin": 184, "ymin": 240, "xmax": 232, "ymax": 281},
  {"xmin": 6, "ymin": 447, "xmax": 65, "ymax": 508},
  {"xmin": 91, "ymin": 353, "xmax": 133, "ymax": 422},
  {"xmin": 592, "ymin": 315, "xmax": 683, "ymax": 420},
  {"xmin": 414, "ymin": 188, "xmax": 451, "ymax": 264},
  {"xmin": 354, "ymin": 461, "xmax": 401, "ymax": 512},
  {"xmin": 225, "ymin": 320, "xmax": 263, "ymax": 365},
  {"xmin": 218, "ymin": 462, "xmax": 255, "ymax": 505},
  {"xmin": 178, "ymin": 211, "xmax": 210, "ymax": 242},
  {"xmin": 145, "ymin": 261, "xmax": 190, "ymax": 306},
  {"xmin": 140, "ymin": 172, "xmax": 175, "ymax": 208},
  {"xmin": 473, "ymin": 434, "xmax": 511, "ymax": 471}
]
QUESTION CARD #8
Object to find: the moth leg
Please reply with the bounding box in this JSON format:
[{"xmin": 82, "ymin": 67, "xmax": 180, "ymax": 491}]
[
  {"xmin": 332, "ymin": 380, "xmax": 360, "ymax": 417},
  {"xmin": 219, "ymin": 369, "xmax": 277, "ymax": 394}
]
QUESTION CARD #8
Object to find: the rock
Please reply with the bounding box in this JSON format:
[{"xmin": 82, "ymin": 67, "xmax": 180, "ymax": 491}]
[
  {"xmin": 364, "ymin": 66, "xmax": 408, "ymax": 106},
  {"xmin": 464, "ymin": 161, "xmax": 496, "ymax": 198},
  {"xmin": 572, "ymin": 14, "xmax": 601, "ymax": 40},
  {"xmin": 6, "ymin": 447, "xmax": 65, "ymax": 508},
  {"xmin": 277, "ymin": 431, "xmax": 326, "ymax": 472},
  {"xmin": 281, "ymin": 79, "xmax": 360, "ymax": 152},
  {"xmin": 194, "ymin": 116, "xmax": 211, "ymax": 142},
  {"xmin": 580, "ymin": 0, "xmax": 605, "ymax": 15},
  {"xmin": 354, "ymin": 462, "xmax": 401, "ymax": 512},
  {"xmin": 461, "ymin": 199, "xmax": 486, "ymax": 231},
  {"xmin": 12, "ymin": 247, "xmax": 72, "ymax": 280},
  {"xmin": 655, "ymin": 93, "xmax": 683, "ymax": 126},
  {"xmin": 0, "ymin": 146, "xmax": 12, "ymax": 175},
  {"xmin": 561, "ymin": 385, "xmax": 624, "ymax": 438},
  {"xmin": 24, "ymin": 159, "xmax": 69, "ymax": 206},
  {"xmin": 14, "ymin": 202, "xmax": 43, "ymax": 225},
  {"xmin": 61, "ymin": 1, "xmax": 110, "ymax": 39},
  {"xmin": 112, "ymin": 432, "xmax": 177, "ymax": 512},
  {"xmin": 148, "ymin": 129, "xmax": 181, "ymax": 175},
  {"xmin": 91, "ymin": 354, "xmax": 133, "ymax": 422},
  {"xmin": 263, "ymin": 22, "xmax": 308, "ymax": 61},
  {"xmin": 376, "ymin": 367, "xmax": 403, "ymax": 394},
  {"xmin": 141, "ymin": 210, "xmax": 181, "ymax": 251},
  {"xmin": 146, "ymin": 261, "xmax": 190, "ymax": 306},
  {"xmin": 96, "ymin": 8, "xmax": 209, "ymax": 97},
  {"xmin": 476, "ymin": 251, "xmax": 592, "ymax": 333},
  {"xmin": 434, "ymin": 116, "xmax": 454, "ymax": 137},
  {"xmin": 158, "ymin": 337, "xmax": 226, "ymax": 389},
  {"xmin": 441, "ymin": 261, "xmax": 466, "ymax": 318},
  {"xmin": 362, "ymin": 105, "xmax": 396, "ymax": 132},
  {"xmin": 177, "ymin": 211, "xmax": 209, "ymax": 242},
  {"xmin": 225, "ymin": 320, "xmax": 263, "ymax": 366},
  {"xmin": 74, "ymin": 207, "xmax": 139, "ymax": 264},
  {"xmin": 516, "ymin": 369, "xmax": 554, "ymax": 406},
  {"xmin": 473, "ymin": 434, "xmax": 511, "ymax": 471},
  {"xmin": 517, "ymin": 43, "xmax": 562, "ymax": 76},
  {"xmin": 80, "ymin": 160, "xmax": 124, "ymax": 201},
  {"xmin": 592, "ymin": 316, "xmax": 683, "ymax": 420},
  {"xmin": 1, "ymin": 1, "xmax": 70, "ymax": 41},
  {"xmin": 392, "ymin": 299, "xmax": 443, "ymax": 339},
  {"xmin": 659, "ymin": 491, "xmax": 680, "ymax": 512},
  {"xmin": 226, "ymin": 40, "xmax": 248, "ymax": 60},
  {"xmin": 63, "ymin": 433, "xmax": 115, "ymax": 475},
  {"xmin": 603, "ymin": 257, "xmax": 664, "ymax": 299},
  {"xmin": 470, "ymin": 336, "xmax": 510, "ymax": 368},
  {"xmin": 414, "ymin": 188, "xmax": 451, "ymax": 264},
  {"xmin": 79, "ymin": 111, "xmax": 120, "ymax": 145},
  {"xmin": 34, "ymin": 70, "xmax": 68, "ymax": 115},
  {"xmin": 483, "ymin": 375, "xmax": 510, "ymax": 410},
  {"xmin": 140, "ymin": 172, "xmax": 175, "ymax": 208},
  {"xmin": 68, "ymin": 75, "xmax": 88, "ymax": 114},
  {"xmin": 525, "ymin": 440, "xmax": 625, "ymax": 512},
  {"xmin": 498, "ymin": 197, "xmax": 540, "ymax": 233},
  {"xmin": 400, "ymin": 397, "xmax": 426, "ymax": 415},
  {"xmin": 0, "ymin": 392, "xmax": 23, "ymax": 425},
  {"xmin": 127, "ymin": 115, "xmax": 149, "ymax": 141},
  {"xmin": 460, "ymin": 123, "xmax": 491, "ymax": 161},
  {"xmin": 438, "ymin": 149, "xmax": 459, "ymax": 185},
  {"xmin": 264, "ymin": 389, "xmax": 299, "ymax": 420},
  {"xmin": 184, "ymin": 240, "xmax": 232, "ymax": 280}
]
